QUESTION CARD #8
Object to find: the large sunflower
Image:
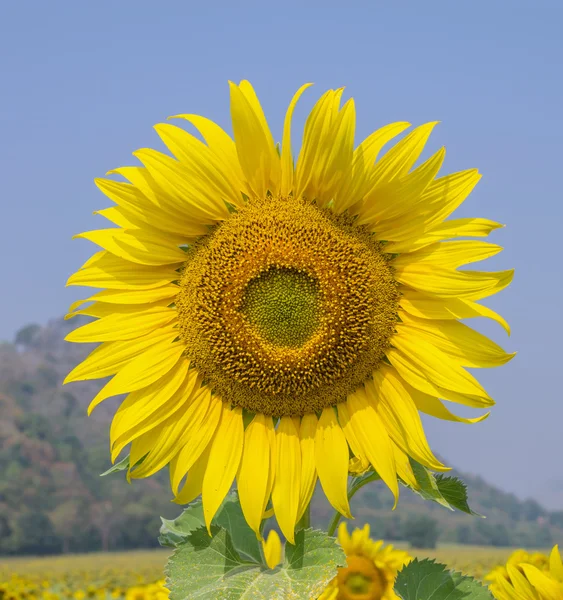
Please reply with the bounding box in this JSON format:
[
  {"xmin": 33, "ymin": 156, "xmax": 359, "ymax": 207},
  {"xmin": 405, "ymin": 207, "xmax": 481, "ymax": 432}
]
[
  {"xmin": 65, "ymin": 81, "xmax": 513, "ymax": 544},
  {"xmin": 318, "ymin": 523, "xmax": 411, "ymax": 600}
]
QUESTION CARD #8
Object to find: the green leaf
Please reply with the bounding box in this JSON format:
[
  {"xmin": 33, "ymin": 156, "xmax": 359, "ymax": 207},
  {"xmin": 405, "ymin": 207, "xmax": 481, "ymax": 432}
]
[
  {"xmin": 99, "ymin": 453, "xmax": 147, "ymax": 477},
  {"xmin": 435, "ymin": 475, "xmax": 484, "ymax": 517},
  {"xmin": 394, "ymin": 558, "xmax": 493, "ymax": 600},
  {"xmin": 159, "ymin": 500, "xmax": 205, "ymax": 548},
  {"xmin": 99, "ymin": 454, "xmax": 130, "ymax": 476},
  {"xmin": 407, "ymin": 460, "xmax": 482, "ymax": 517},
  {"xmin": 166, "ymin": 527, "xmax": 345, "ymax": 600},
  {"xmin": 159, "ymin": 493, "xmax": 262, "ymax": 563}
]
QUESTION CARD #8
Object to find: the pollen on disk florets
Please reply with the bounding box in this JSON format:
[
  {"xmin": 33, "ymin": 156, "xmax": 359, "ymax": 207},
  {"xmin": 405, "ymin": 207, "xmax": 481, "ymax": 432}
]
[{"xmin": 176, "ymin": 195, "xmax": 399, "ymax": 417}]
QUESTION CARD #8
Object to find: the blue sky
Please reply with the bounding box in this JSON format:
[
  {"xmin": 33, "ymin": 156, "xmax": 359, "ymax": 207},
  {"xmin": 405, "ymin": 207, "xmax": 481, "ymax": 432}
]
[{"xmin": 1, "ymin": 1, "xmax": 562, "ymax": 508}]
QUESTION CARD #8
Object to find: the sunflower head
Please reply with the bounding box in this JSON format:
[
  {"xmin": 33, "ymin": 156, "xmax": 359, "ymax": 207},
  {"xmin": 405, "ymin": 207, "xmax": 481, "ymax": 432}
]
[
  {"xmin": 485, "ymin": 545, "xmax": 563, "ymax": 600},
  {"xmin": 319, "ymin": 523, "xmax": 411, "ymax": 600},
  {"xmin": 65, "ymin": 80, "xmax": 513, "ymax": 544}
]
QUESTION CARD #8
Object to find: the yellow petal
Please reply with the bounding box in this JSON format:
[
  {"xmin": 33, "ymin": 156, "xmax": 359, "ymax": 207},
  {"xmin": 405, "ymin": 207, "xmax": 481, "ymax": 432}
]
[
  {"xmin": 295, "ymin": 89, "xmax": 339, "ymax": 198},
  {"xmin": 262, "ymin": 530, "xmax": 282, "ymax": 570},
  {"xmin": 66, "ymin": 251, "xmax": 178, "ymax": 290},
  {"xmin": 314, "ymin": 407, "xmax": 352, "ymax": 520},
  {"xmin": 237, "ymin": 413, "xmax": 273, "ymax": 538},
  {"xmin": 398, "ymin": 288, "xmax": 511, "ymax": 335},
  {"xmin": 550, "ymin": 545, "xmax": 563, "ymax": 581},
  {"xmin": 95, "ymin": 177, "xmax": 206, "ymax": 237},
  {"xmin": 358, "ymin": 146, "xmax": 445, "ymax": 227},
  {"xmin": 94, "ymin": 207, "xmax": 138, "ymax": 229},
  {"xmin": 397, "ymin": 313, "xmax": 515, "ymax": 368},
  {"xmin": 130, "ymin": 385, "xmax": 215, "ymax": 480},
  {"xmin": 394, "ymin": 264, "xmax": 514, "ymax": 302},
  {"xmin": 271, "ymin": 416, "xmax": 301, "ymax": 544},
  {"xmin": 387, "ymin": 218, "xmax": 504, "ymax": 254},
  {"xmin": 335, "ymin": 121, "xmax": 411, "ymax": 213},
  {"xmin": 109, "ymin": 358, "xmax": 192, "ymax": 454},
  {"xmin": 520, "ymin": 564, "xmax": 563, "ymax": 600},
  {"xmin": 75, "ymin": 228, "xmax": 187, "ymax": 266},
  {"xmin": 202, "ymin": 404, "xmax": 244, "ymax": 533},
  {"xmin": 410, "ymin": 389, "xmax": 490, "ymax": 424},
  {"xmin": 229, "ymin": 81, "xmax": 279, "ymax": 198},
  {"xmin": 168, "ymin": 392, "xmax": 222, "ymax": 494},
  {"xmin": 392, "ymin": 240, "xmax": 503, "ymax": 270},
  {"xmin": 371, "ymin": 366, "xmax": 448, "ymax": 472},
  {"xmin": 86, "ymin": 337, "xmax": 185, "ymax": 414},
  {"xmin": 173, "ymin": 442, "xmax": 213, "ymax": 505},
  {"xmin": 169, "ymin": 113, "xmax": 249, "ymax": 202},
  {"xmin": 280, "ymin": 83, "xmax": 313, "ymax": 196},
  {"xmin": 316, "ymin": 98, "xmax": 356, "ymax": 203},
  {"xmin": 64, "ymin": 306, "xmax": 176, "ymax": 343},
  {"xmin": 387, "ymin": 338, "xmax": 493, "ymax": 408},
  {"xmin": 66, "ymin": 285, "xmax": 178, "ymax": 316},
  {"xmin": 133, "ymin": 148, "xmax": 229, "ymax": 222},
  {"xmin": 344, "ymin": 389, "xmax": 399, "ymax": 506},
  {"xmin": 64, "ymin": 326, "xmax": 177, "ymax": 384},
  {"xmin": 393, "ymin": 444, "xmax": 419, "ymax": 489},
  {"xmin": 296, "ymin": 413, "xmax": 318, "ymax": 523},
  {"xmin": 154, "ymin": 123, "xmax": 242, "ymax": 204},
  {"xmin": 369, "ymin": 122, "xmax": 438, "ymax": 187}
]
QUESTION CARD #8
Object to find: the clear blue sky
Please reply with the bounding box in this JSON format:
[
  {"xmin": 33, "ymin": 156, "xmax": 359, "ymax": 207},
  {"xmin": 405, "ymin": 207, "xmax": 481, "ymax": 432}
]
[{"xmin": 1, "ymin": 1, "xmax": 562, "ymax": 508}]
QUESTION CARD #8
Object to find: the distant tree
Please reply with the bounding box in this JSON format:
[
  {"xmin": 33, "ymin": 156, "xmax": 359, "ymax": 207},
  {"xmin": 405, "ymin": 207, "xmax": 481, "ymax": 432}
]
[
  {"xmin": 403, "ymin": 515, "xmax": 439, "ymax": 549},
  {"xmin": 12, "ymin": 511, "xmax": 61, "ymax": 555},
  {"xmin": 548, "ymin": 511, "xmax": 563, "ymax": 528},
  {"xmin": 456, "ymin": 524, "xmax": 471, "ymax": 544},
  {"xmin": 522, "ymin": 499, "xmax": 546, "ymax": 522},
  {"xmin": 14, "ymin": 324, "xmax": 41, "ymax": 349}
]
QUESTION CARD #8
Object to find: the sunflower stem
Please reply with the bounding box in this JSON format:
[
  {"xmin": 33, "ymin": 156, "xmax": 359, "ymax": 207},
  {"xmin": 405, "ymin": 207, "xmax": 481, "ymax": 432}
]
[
  {"xmin": 297, "ymin": 503, "xmax": 311, "ymax": 531},
  {"xmin": 327, "ymin": 472, "xmax": 381, "ymax": 536}
]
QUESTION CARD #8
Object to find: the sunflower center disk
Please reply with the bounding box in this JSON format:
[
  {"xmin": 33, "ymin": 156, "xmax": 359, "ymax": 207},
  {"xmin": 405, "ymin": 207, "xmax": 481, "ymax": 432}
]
[
  {"xmin": 176, "ymin": 196, "xmax": 399, "ymax": 417},
  {"xmin": 240, "ymin": 267, "xmax": 321, "ymax": 348}
]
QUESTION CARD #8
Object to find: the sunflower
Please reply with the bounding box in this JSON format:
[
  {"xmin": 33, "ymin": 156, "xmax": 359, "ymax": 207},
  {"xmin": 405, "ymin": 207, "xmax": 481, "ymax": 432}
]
[
  {"xmin": 318, "ymin": 523, "xmax": 411, "ymax": 600},
  {"xmin": 65, "ymin": 81, "xmax": 513, "ymax": 544},
  {"xmin": 485, "ymin": 545, "xmax": 563, "ymax": 600}
]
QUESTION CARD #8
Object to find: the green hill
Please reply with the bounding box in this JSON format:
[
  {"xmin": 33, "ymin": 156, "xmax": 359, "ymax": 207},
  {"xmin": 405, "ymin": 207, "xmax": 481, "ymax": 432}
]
[{"xmin": 1, "ymin": 317, "xmax": 561, "ymax": 555}]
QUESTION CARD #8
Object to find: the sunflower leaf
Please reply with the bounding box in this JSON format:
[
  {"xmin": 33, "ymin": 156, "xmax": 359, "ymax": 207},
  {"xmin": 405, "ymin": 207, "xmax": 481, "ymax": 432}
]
[
  {"xmin": 408, "ymin": 460, "xmax": 454, "ymax": 511},
  {"xmin": 435, "ymin": 475, "xmax": 484, "ymax": 517},
  {"xmin": 166, "ymin": 526, "xmax": 344, "ymax": 600},
  {"xmin": 394, "ymin": 558, "xmax": 493, "ymax": 599},
  {"xmin": 158, "ymin": 493, "xmax": 261, "ymax": 563},
  {"xmin": 99, "ymin": 453, "xmax": 146, "ymax": 477}
]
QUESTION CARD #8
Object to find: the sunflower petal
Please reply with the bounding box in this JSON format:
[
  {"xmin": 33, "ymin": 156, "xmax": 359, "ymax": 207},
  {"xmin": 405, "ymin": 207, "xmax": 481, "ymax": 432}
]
[
  {"xmin": 345, "ymin": 388, "xmax": 399, "ymax": 506},
  {"xmin": 168, "ymin": 392, "xmax": 222, "ymax": 494},
  {"xmin": 280, "ymin": 83, "xmax": 313, "ymax": 196},
  {"xmin": 237, "ymin": 413, "xmax": 273, "ymax": 538},
  {"xmin": 202, "ymin": 404, "xmax": 244, "ymax": 533},
  {"xmin": 314, "ymin": 407, "xmax": 352, "ymax": 519},
  {"xmin": 271, "ymin": 416, "xmax": 301, "ymax": 544},
  {"xmin": 66, "ymin": 252, "xmax": 179, "ymax": 290},
  {"xmin": 398, "ymin": 313, "xmax": 515, "ymax": 368},
  {"xmin": 398, "ymin": 289, "xmax": 510, "ymax": 335},
  {"xmin": 395, "ymin": 264, "xmax": 514, "ymax": 301},
  {"xmin": 393, "ymin": 241, "xmax": 503, "ymax": 270},
  {"xmin": 371, "ymin": 366, "xmax": 448, "ymax": 472},
  {"xmin": 296, "ymin": 413, "xmax": 318, "ymax": 523},
  {"xmin": 173, "ymin": 442, "xmax": 213, "ymax": 505},
  {"xmin": 86, "ymin": 338, "xmax": 185, "ymax": 414},
  {"xmin": 64, "ymin": 306, "xmax": 176, "ymax": 343}
]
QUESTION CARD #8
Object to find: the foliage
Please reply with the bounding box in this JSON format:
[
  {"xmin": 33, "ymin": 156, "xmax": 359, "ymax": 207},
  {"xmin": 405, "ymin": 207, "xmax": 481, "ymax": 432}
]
[
  {"xmin": 394, "ymin": 558, "xmax": 493, "ymax": 599},
  {"xmin": 403, "ymin": 515, "xmax": 439, "ymax": 549}
]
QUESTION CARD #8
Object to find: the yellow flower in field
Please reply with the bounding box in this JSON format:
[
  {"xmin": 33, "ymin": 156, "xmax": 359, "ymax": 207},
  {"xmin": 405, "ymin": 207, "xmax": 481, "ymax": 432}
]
[
  {"xmin": 319, "ymin": 523, "xmax": 411, "ymax": 600},
  {"xmin": 485, "ymin": 545, "xmax": 563, "ymax": 600},
  {"xmin": 65, "ymin": 81, "xmax": 514, "ymax": 543}
]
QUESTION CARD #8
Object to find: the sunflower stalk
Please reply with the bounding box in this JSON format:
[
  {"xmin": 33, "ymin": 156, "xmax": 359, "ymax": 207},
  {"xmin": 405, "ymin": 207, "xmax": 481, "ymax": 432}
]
[{"xmin": 327, "ymin": 471, "xmax": 381, "ymax": 536}]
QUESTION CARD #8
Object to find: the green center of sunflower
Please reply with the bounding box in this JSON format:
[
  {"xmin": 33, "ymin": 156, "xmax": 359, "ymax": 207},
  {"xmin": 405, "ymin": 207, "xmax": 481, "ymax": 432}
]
[
  {"xmin": 240, "ymin": 267, "xmax": 321, "ymax": 348},
  {"xmin": 176, "ymin": 195, "xmax": 399, "ymax": 417},
  {"xmin": 345, "ymin": 573, "xmax": 373, "ymax": 594}
]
